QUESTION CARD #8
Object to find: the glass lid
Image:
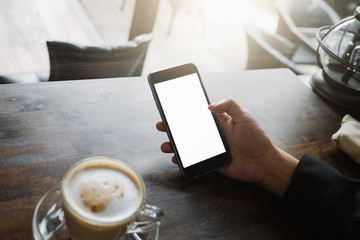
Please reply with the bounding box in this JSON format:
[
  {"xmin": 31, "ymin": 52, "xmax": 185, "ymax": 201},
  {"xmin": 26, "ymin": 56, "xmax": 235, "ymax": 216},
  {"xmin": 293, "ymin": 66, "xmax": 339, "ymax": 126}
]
[{"xmin": 317, "ymin": 6, "xmax": 360, "ymax": 91}]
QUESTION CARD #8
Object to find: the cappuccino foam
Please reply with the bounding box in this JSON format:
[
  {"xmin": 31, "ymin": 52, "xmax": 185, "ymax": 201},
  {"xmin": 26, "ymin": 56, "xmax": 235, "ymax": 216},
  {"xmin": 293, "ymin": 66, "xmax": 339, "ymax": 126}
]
[{"xmin": 65, "ymin": 167, "xmax": 141, "ymax": 223}]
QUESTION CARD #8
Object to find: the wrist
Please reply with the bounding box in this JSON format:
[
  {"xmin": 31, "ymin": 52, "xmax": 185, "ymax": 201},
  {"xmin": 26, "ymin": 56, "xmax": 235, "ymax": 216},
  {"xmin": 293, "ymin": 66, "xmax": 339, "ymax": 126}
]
[{"xmin": 259, "ymin": 147, "xmax": 299, "ymax": 197}]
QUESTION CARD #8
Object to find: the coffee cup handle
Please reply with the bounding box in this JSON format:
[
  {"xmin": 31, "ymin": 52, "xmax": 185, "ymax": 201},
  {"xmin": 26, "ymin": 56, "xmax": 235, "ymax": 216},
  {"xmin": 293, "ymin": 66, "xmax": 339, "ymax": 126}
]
[{"xmin": 126, "ymin": 204, "xmax": 164, "ymax": 238}]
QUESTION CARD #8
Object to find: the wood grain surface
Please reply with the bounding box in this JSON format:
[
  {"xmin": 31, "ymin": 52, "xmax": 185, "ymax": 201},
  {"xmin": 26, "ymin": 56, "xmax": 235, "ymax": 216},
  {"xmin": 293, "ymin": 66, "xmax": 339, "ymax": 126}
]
[{"xmin": 0, "ymin": 68, "xmax": 359, "ymax": 240}]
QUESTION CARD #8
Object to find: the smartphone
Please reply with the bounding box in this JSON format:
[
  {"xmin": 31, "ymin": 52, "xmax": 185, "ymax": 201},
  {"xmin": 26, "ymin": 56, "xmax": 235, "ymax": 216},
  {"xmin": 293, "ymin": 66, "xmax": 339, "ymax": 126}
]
[{"xmin": 148, "ymin": 63, "xmax": 231, "ymax": 178}]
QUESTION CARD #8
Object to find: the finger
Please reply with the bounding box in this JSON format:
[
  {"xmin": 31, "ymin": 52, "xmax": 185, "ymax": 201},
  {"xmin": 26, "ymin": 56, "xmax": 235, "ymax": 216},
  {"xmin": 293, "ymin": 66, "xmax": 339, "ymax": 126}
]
[
  {"xmin": 156, "ymin": 121, "xmax": 166, "ymax": 132},
  {"xmin": 208, "ymin": 97, "xmax": 245, "ymax": 118},
  {"xmin": 160, "ymin": 142, "xmax": 173, "ymax": 153},
  {"xmin": 171, "ymin": 156, "xmax": 178, "ymax": 164}
]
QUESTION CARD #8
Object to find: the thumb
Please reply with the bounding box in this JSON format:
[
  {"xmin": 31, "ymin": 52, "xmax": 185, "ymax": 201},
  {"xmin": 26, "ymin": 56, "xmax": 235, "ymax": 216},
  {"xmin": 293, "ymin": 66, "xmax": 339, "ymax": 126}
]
[{"xmin": 208, "ymin": 97, "xmax": 244, "ymax": 119}]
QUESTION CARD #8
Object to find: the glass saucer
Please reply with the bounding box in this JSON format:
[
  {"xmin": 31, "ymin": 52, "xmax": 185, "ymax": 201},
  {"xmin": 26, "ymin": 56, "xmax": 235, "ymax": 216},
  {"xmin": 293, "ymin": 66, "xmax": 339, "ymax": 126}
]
[
  {"xmin": 32, "ymin": 183, "xmax": 152, "ymax": 240},
  {"xmin": 32, "ymin": 184, "xmax": 68, "ymax": 240}
]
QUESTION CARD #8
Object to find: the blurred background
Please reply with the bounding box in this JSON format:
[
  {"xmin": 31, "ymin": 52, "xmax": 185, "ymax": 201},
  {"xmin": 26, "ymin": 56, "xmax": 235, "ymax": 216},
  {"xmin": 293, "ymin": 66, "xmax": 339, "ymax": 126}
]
[{"xmin": 0, "ymin": 0, "xmax": 358, "ymax": 82}]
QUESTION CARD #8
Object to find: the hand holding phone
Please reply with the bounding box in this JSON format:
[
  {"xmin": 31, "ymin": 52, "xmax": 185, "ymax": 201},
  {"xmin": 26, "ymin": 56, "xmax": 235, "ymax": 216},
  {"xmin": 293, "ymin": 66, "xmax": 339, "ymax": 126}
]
[{"xmin": 148, "ymin": 63, "xmax": 231, "ymax": 178}]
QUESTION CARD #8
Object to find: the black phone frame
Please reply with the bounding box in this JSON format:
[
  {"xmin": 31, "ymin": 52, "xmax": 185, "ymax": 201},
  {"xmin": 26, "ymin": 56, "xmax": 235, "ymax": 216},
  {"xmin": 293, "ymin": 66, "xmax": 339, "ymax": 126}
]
[{"xmin": 148, "ymin": 63, "xmax": 231, "ymax": 178}]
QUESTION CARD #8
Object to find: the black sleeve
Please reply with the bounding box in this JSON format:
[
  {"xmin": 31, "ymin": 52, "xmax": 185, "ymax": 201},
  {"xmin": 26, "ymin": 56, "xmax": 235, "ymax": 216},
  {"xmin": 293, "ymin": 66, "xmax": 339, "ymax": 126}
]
[{"xmin": 280, "ymin": 154, "xmax": 360, "ymax": 240}]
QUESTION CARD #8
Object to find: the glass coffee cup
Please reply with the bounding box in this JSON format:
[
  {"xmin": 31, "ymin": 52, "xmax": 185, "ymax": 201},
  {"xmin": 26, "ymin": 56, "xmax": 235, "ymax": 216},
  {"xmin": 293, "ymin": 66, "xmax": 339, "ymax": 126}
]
[{"xmin": 33, "ymin": 157, "xmax": 164, "ymax": 240}]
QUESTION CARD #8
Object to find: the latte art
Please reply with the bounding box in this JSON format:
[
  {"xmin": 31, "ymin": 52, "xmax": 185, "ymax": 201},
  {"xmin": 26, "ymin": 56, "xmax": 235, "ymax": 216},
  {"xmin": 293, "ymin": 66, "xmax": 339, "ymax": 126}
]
[
  {"xmin": 79, "ymin": 170, "xmax": 125, "ymax": 213},
  {"xmin": 64, "ymin": 166, "xmax": 141, "ymax": 223}
]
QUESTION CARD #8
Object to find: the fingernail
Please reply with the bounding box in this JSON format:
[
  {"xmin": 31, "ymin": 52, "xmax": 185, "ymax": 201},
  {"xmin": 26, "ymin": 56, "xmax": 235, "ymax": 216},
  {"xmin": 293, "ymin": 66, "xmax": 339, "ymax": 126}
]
[{"xmin": 209, "ymin": 100, "xmax": 221, "ymax": 106}]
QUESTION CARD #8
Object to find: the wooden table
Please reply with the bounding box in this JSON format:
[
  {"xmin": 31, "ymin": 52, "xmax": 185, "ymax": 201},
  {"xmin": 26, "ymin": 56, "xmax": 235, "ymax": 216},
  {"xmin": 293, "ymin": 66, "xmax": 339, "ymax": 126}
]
[{"xmin": 1, "ymin": 68, "xmax": 359, "ymax": 240}]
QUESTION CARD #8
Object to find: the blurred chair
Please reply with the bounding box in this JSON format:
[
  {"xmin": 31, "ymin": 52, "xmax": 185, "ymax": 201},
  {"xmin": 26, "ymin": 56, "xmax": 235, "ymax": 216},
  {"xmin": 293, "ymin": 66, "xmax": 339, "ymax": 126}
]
[
  {"xmin": 0, "ymin": 34, "xmax": 152, "ymax": 84},
  {"xmin": 120, "ymin": 0, "xmax": 127, "ymax": 10},
  {"xmin": 244, "ymin": 23, "xmax": 317, "ymax": 75},
  {"xmin": 167, "ymin": 0, "xmax": 204, "ymax": 35},
  {"xmin": 0, "ymin": 71, "xmax": 49, "ymax": 84},
  {"xmin": 47, "ymin": 33, "xmax": 152, "ymax": 81},
  {"xmin": 328, "ymin": 0, "xmax": 360, "ymax": 18},
  {"xmin": 275, "ymin": 0, "xmax": 340, "ymax": 52}
]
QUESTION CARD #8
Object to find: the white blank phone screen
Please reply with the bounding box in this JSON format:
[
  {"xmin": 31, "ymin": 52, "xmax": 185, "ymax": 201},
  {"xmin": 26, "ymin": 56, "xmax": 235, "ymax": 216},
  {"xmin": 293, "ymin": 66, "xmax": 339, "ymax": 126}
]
[{"xmin": 154, "ymin": 73, "xmax": 226, "ymax": 168}]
